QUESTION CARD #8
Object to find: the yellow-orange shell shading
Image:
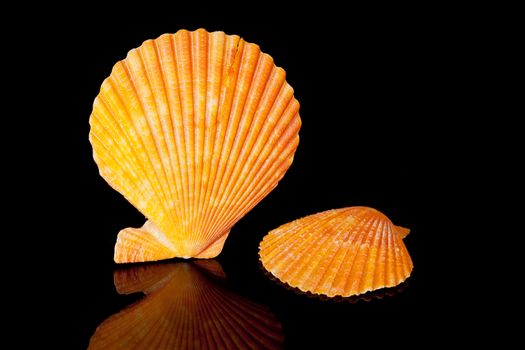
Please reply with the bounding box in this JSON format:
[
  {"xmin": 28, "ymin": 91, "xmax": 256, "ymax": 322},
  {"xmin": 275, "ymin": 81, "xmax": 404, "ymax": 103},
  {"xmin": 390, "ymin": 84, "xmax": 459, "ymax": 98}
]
[
  {"xmin": 88, "ymin": 261, "xmax": 284, "ymax": 349},
  {"xmin": 259, "ymin": 207, "xmax": 413, "ymax": 298},
  {"xmin": 89, "ymin": 29, "xmax": 301, "ymax": 262}
]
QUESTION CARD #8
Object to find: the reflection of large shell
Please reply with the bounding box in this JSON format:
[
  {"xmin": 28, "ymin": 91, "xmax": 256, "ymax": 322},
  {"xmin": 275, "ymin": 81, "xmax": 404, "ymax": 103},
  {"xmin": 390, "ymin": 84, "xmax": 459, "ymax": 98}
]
[
  {"xmin": 88, "ymin": 261, "xmax": 283, "ymax": 349},
  {"xmin": 259, "ymin": 207, "xmax": 413, "ymax": 298},
  {"xmin": 89, "ymin": 29, "xmax": 301, "ymax": 262}
]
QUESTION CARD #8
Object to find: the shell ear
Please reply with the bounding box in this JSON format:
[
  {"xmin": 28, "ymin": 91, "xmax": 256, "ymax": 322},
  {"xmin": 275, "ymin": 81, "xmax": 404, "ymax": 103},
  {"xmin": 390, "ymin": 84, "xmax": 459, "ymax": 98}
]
[
  {"xmin": 394, "ymin": 225, "xmax": 410, "ymax": 239},
  {"xmin": 114, "ymin": 221, "xmax": 177, "ymax": 263}
]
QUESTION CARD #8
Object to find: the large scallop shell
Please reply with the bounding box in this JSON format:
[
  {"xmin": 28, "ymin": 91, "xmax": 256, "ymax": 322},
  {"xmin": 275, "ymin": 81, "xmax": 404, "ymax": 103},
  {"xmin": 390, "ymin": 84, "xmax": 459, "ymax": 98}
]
[
  {"xmin": 89, "ymin": 29, "xmax": 301, "ymax": 262},
  {"xmin": 88, "ymin": 261, "xmax": 283, "ymax": 349},
  {"xmin": 259, "ymin": 206, "xmax": 413, "ymax": 297}
]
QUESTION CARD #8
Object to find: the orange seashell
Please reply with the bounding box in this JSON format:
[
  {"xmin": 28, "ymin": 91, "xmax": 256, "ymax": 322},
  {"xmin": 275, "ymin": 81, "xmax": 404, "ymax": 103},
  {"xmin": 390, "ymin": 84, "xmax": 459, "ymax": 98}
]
[
  {"xmin": 89, "ymin": 29, "xmax": 301, "ymax": 262},
  {"xmin": 259, "ymin": 207, "xmax": 413, "ymax": 298},
  {"xmin": 88, "ymin": 261, "xmax": 284, "ymax": 349}
]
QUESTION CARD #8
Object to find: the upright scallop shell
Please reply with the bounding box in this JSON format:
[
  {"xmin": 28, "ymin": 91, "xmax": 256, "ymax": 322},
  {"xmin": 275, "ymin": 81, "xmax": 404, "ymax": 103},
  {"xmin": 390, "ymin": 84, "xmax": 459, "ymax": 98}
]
[
  {"xmin": 89, "ymin": 29, "xmax": 301, "ymax": 262},
  {"xmin": 88, "ymin": 261, "xmax": 284, "ymax": 349},
  {"xmin": 259, "ymin": 207, "xmax": 413, "ymax": 298}
]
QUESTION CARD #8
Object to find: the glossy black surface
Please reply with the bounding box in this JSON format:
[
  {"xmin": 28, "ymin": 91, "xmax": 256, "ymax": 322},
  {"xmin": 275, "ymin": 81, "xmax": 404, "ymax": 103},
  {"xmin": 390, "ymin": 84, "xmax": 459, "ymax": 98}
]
[{"xmin": 32, "ymin": 8, "xmax": 450, "ymax": 349}]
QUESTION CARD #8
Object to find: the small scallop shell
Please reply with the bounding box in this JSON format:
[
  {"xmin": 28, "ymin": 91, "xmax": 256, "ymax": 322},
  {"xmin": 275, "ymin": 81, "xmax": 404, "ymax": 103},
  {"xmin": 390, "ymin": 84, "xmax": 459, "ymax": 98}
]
[
  {"xmin": 259, "ymin": 206, "xmax": 413, "ymax": 298},
  {"xmin": 89, "ymin": 28, "xmax": 301, "ymax": 263},
  {"xmin": 88, "ymin": 261, "xmax": 283, "ymax": 349}
]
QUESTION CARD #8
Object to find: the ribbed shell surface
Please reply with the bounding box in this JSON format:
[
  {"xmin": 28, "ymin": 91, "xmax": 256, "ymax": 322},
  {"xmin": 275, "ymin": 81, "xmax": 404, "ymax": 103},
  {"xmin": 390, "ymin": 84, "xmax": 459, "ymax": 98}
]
[
  {"xmin": 89, "ymin": 29, "xmax": 301, "ymax": 262},
  {"xmin": 259, "ymin": 207, "xmax": 413, "ymax": 297}
]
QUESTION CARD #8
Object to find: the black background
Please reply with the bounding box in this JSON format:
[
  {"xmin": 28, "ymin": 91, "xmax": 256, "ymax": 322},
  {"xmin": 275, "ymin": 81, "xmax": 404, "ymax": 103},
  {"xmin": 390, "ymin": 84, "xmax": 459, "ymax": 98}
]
[{"xmin": 24, "ymin": 5, "xmax": 461, "ymax": 349}]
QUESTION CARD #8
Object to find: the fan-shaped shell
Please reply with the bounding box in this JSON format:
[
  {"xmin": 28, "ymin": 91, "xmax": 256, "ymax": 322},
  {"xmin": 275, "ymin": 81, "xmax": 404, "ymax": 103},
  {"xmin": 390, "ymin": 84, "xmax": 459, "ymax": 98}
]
[
  {"xmin": 89, "ymin": 29, "xmax": 301, "ymax": 262},
  {"xmin": 259, "ymin": 207, "xmax": 413, "ymax": 297},
  {"xmin": 88, "ymin": 261, "xmax": 284, "ymax": 349}
]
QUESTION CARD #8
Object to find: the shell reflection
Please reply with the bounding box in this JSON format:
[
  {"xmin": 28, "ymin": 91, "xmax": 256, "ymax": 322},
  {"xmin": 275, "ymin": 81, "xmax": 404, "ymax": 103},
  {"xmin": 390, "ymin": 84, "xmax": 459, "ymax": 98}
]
[{"xmin": 89, "ymin": 261, "xmax": 283, "ymax": 349}]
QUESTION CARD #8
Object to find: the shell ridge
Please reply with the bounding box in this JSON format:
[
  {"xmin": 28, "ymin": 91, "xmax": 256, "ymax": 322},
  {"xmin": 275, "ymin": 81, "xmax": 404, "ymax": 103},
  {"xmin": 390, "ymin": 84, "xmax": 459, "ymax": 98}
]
[
  {"xmin": 223, "ymin": 118, "xmax": 300, "ymax": 231},
  {"xmin": 90, "ymin": 91, "xmax": 169, "ymax": 223},
  {"xmin": 272, "ymin": 212, "xmax": 346, "ymax": 281},
  {"xmin": 207, "ymin": 51, "xmax": 270, "ymax": 236},
  {"xmin": 95, "ymin": 80, "xmax": 166, "ymax": 217},
  {"xmin": 205, "ymin": 66, "xmax": 290, "ymax": 236},
  {"xmin": 90, "ymin": 128, "xmax": 146, "ymax": 200},
  {"xmin": 118, "ymin": 59, "xmax": 177, "ymax": 231},
  {"xmin": 235, "ymin": 98, "xmax": 298, "ymax": 196},
  {"xmin": 371, "ymin": 216, "xmax": 389, "ymax": 290},
  {"xmin": 395, "ymin": 224, "xmax": 407, "ymax": 284},
  {"xmin": 203, "ymin": 43, "xmax": 260, "ymax": 236},
  {"xmin": 261, "ymin": 210, "xmax": 339, "ymax": 261},
  {"xmin": 211, "ymin": 51, "xmax": 270, "ymax": 210},
  {"xmin": 359, "ymin": 216, "xmax": 386, "ymax": 293},
  {"xmin": 165, "ymin": 33, "xmax": 191, "ymax": 240},
  {"xmin": 198, "ymin": 38, "xmax": 245, "ymax": 243},
  {"xmin": 190, "ymin": 30, "xmax": 209, "ymax": 238},
  {"xmin": 398, "ymin": 235, "xmax": 413, "ymax": 281},
  {"xmin": 392, "ymin": 223, "xmax": 413, "ymax": 286},
  {"xmin": 299, "ymin": 213, "xmax": 352, "ymax": 292},
  {"xmin": 155, "ymin": 36, "xmax": 190, "ymax": 233},
  {"xmin": 341, "ymin": 215, "xmax": 380, "ymax": 295},
  {"xmin": 320, "ymin": 210, "xmax": 371, "ymax": 295},
  {"xmin": 314, "ymin": 209, "xmax": 361, "ymax": 294},
  {"xmin": 348, "ymin": 215, "xmax": 383, "ymax": 294},
  {"xmin": 194, "ymin": 33, "xmax": 223, "ymax": 243},
  {"xmin": 209, "ymin": 110, "xmax": 300, "ymax": 237},
  {"xmin": 392, "ymin": 225, "xmax": 404, "ymax": 283},
  {"xmin": 173, "ymin": 31, "xmax": 197, "ymax": 235},
  {"xmin": 194, "ymin": 37, "xmax": 240, "ymax": 242},
  {"xmin": 233, "ymin": 83, "xmax": 295, "ymax": 189},
  {"xmin": 137, "ymin": 43, "xmax": 180, "ymax": 226},
  {"xmin": 328, "ymin": 212, "xmax": 375, "ymax": 295},
  {"xmin": 121, "ymin": 55, "xmax": 177, "ymax": 226},
  {"xmin": 383, "ymin": 222, "xmax": 395, "ymax": 287},
  {"xmin": 193, "ymin": 229, "xmax": 229, "ymax": 258},
  {"xmin": 262, "ymin": 210, "xmax": 343, "ymax": 267},
  {"xmin": 151, "ymin": 38, "xmax": 184, "ymax": 226},
  {"xmin": 262, "ymin": 209, "xmax": 340, "ymax": 248},
  {"xmin": 195, "ymin": 35, "xmax": 227, "ymax": 243},
  {"xmin": 382, "ymin": 220, "xmax": 397, "ymax": 286}
]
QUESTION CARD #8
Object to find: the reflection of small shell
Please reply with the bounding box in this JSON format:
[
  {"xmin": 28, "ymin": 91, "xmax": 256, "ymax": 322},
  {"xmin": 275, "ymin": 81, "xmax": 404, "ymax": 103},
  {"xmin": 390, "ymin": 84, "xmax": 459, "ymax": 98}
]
[
  {"xmin": 89, "ymin": 261, "xmax": 283, "ymax": 349},
  {"xmin": 259, "ymin": 207, "xmax": 413, "ymax": 298},
  {"xmin": 89, "ymin": 28, "xmax": 301, "ymax": 263}
]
